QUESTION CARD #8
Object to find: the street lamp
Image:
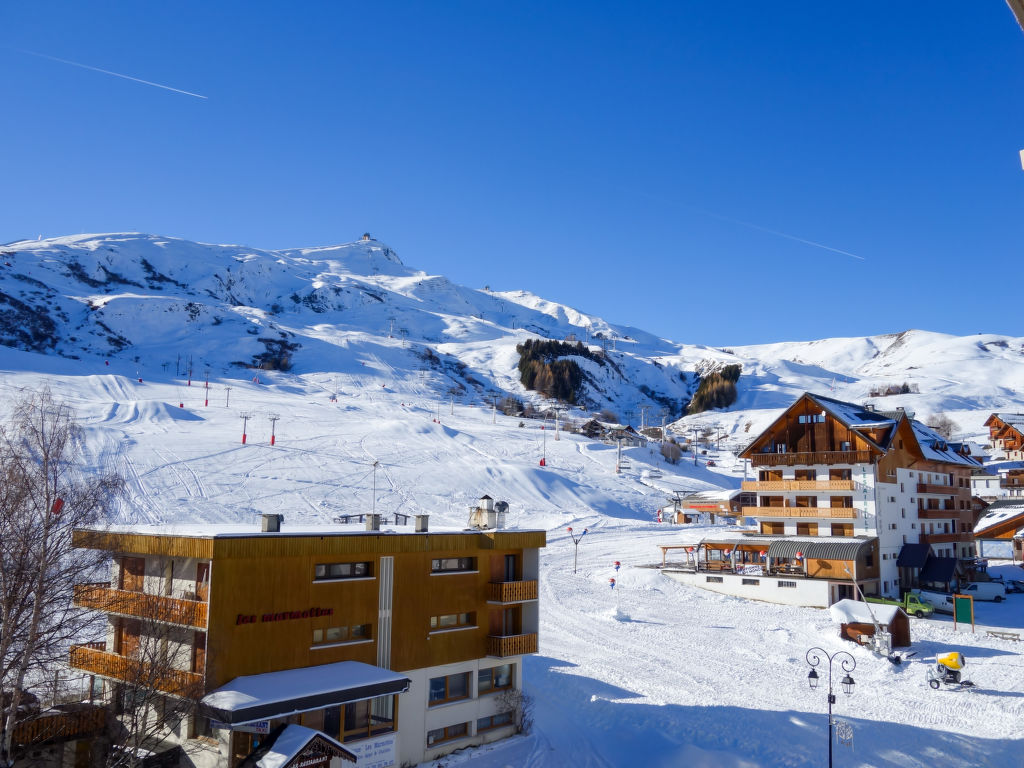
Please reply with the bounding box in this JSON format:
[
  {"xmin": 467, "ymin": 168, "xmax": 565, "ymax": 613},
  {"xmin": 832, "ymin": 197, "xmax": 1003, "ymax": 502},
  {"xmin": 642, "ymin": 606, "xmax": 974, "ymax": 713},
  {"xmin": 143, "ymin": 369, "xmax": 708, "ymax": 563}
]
[{"xmin": 805, "ymin": 646, "xmax": 856, "ymax": 768}]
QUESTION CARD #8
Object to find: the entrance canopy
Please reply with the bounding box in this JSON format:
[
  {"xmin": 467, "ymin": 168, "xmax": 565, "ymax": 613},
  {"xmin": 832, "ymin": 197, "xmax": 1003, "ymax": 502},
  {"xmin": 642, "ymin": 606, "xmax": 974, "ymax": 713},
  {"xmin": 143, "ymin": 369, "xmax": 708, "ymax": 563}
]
[{"xmin": 201, "ymin": 661, "xmax": 410, "ymax": 725}]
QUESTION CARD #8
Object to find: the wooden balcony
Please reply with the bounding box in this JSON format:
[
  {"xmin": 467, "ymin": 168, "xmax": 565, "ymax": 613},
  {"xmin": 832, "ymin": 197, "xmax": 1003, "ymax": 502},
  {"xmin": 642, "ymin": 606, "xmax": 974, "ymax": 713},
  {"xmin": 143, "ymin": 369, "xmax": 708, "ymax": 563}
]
[
  {"xmin": 487, "ymin": 580, "xmax": 538, "ymax": 603},
  {"xmin": 69, "ymin": 645, "xmax": 203, "ymax": 698},
  {"xmin": 916, "ymin": 483, "xmax": 968, "ymax": 496},
  {"xmin": 920, "ymin": 532, "xmax": 970, "ymax": 545},
  {"xmin": 917, "ymin": 508, "xmax": 957, "ymax": 520},
  {"xmin": 13, "ymin": 707, "xmax": 106, "ymax": 746},
  {"xmin": 73, "ymin": 584, "xmax": 207, "ymax": 629},
  {"xmin": 486, "ymin": 633, "xmax": 538, "ymax": 658},
  {"xmin": 742, "ymin": 506, "xmax": 857, "ymax": 519},
  {"xmin": 750, "ymin": 451, "xmax": 871, "ymax": 468},
  {"xmin": 741, "ymin": 480, "xmax": 854, "ymax": 492}
]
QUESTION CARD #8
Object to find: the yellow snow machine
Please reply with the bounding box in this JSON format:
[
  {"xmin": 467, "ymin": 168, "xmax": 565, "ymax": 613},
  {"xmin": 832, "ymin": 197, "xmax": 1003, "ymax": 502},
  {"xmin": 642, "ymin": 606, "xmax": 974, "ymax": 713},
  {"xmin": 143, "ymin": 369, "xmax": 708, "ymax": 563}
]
[{"xmin": 926, "ymin": 652, "xmax": 975, "ymax": 690}]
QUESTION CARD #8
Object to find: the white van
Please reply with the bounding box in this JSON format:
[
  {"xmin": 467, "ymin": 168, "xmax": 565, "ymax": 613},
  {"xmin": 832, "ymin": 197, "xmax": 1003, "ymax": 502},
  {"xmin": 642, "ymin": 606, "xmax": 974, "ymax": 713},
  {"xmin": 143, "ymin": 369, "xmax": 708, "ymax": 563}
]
[
  {"xmin": 913, "ymin": 589, "xmax": 955, "ymax": 614},
  {"xmin": 960, "ymin": 581, "xmax": 1007, "ymax": 602}
]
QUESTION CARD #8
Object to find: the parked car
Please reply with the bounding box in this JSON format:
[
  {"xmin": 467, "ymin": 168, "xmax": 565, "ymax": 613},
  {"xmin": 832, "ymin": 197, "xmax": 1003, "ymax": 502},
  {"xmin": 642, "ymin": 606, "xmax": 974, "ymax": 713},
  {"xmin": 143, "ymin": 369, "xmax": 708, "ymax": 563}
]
[
  {"xmin": 960, "ymin": 581, "xmax": 1007, "ymax": 602},
  {"xmin": 1004, "ymin": 579, "xmax": 1024, "ymax": 594},
  {"xmin": 913, "ymin": 589, "xmax": 955, "ymax": 614}
]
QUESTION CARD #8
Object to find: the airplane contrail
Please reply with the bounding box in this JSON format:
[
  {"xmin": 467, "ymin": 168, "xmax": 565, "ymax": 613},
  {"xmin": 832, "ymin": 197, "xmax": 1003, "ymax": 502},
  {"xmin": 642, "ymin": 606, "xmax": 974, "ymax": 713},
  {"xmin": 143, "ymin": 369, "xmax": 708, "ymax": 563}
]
[{"xmin": 12, "ymin": 48, "xmax": 208, "ymax": 100}]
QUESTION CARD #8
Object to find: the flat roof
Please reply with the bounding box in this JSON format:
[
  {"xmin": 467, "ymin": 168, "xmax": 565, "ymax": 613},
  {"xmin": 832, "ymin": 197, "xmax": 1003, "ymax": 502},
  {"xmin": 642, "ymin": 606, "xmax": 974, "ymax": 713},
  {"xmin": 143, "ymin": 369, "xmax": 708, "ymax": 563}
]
[
  {"xmin": 94, "ymin": 522, "xmax": 544, "ymax": 539},
  {"xmin": 201, "ymin": 661, "xmax": 410, "ymax": 725}
]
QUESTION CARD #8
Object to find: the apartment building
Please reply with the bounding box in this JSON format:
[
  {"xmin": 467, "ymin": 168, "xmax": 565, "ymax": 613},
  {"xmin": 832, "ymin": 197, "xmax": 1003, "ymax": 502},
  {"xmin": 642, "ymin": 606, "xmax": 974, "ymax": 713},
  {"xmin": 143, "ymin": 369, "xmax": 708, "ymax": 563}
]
[
  {"xmin": 68, "ymin": 506, "xmax": 544, "ymax": 768},
  {"xmin": 737, "ymin": 393, "xmax": 979, "ymax": 599}
]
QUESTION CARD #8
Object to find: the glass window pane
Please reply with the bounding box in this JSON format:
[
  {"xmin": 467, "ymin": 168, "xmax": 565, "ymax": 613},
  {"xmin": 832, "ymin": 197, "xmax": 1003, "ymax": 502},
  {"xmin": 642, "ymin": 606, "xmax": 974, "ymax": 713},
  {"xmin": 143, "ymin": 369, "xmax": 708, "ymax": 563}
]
[
  {"xmin": 448, "ymin": 673, "xmax": 468, "ymax": 699},
  {"xmin": 326, "ymin": 626, "xmax": 346, "ymax": 642},
  {"xmin": 315, "ymin": 564, "xmax": 327, "ymax": 579},
  {"xmin": 439, "ymin": 614, "xmax": 457, "ymax": 628},
  {"xmin": 495, "ymin": 665, "xmax": 512, "ymax": 687},
  {"xmin": 448, "ymin": 722, "xmax": 467, "ymax": 738},
  {"xmin": 352, "ymin": 624, "xmax": 369, "ymax": 639},
  {"xmin": 429, "ymin": 677, "xmax": 446, "ymax": 702},
  {"xmin": 353, "ymin": 562, "xmax": 367, "ymax": 576},
  {"xmin": 312, "ymin": 629, "xmax": 323, "ymax": 644},
  {"xmin": 478, "ymin": 668, "xmax": 493, "ymax": 692}
]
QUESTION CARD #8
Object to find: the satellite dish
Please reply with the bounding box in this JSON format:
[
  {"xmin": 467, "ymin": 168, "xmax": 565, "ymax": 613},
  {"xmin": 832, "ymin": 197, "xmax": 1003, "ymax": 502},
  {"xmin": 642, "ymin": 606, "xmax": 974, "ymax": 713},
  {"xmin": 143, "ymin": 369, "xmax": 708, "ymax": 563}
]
[{"xmin": 494, "ymin": 501, "xmax": 509, "ymax": 514}]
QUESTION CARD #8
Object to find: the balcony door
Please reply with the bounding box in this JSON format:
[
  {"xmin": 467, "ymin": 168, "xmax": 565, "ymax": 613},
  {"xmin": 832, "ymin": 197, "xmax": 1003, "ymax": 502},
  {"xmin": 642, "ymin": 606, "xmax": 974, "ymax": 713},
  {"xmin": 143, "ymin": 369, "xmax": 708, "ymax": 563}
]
[
  {"xmin": 117, "ymin": 618, "xmax": 141, "ymax": 659},
  {"xmin": 490, "ymin": 606, "xmax": 520, "ymax": 636},
  {"xmin": 192, "ymin": 631, "xmax": 206, "ymax": 674},
  {"xmin": 120, "ymin": 557, "xmax": 145, "ymax": 592}
]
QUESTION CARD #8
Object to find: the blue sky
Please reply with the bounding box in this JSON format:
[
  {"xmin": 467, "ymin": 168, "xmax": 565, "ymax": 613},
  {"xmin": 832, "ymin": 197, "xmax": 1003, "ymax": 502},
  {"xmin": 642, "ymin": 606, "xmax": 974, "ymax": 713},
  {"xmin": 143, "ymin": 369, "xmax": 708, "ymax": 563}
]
[{"xmin": 2, "ymin": 2, "xmax": 1022, "ymax": 346}]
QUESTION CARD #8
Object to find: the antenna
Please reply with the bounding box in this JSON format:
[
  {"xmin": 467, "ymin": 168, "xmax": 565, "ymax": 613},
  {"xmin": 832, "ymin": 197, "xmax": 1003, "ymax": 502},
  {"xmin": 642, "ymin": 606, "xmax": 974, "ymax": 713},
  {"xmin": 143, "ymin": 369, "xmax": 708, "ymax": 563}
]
[
  {"xmin": 268, "ymin": 413, "xmax": 280, "ymax": 446},
  {"xmin": 371, "ymin": 460, "xmax": 379, "ymax": 517}
]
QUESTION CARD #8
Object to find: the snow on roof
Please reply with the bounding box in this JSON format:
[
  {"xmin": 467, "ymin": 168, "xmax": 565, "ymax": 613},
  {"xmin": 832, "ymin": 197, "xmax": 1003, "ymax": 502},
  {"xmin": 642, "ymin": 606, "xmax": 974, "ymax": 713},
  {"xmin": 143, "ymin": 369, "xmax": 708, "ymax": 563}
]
[
  {"xmin": 810, "ymin": 394, "xmax": 896, "ymax": 430},
  {"xmin": 974, "ymin": 502, "xmax": 1024, "ymax": 534},
  {"xmin": 682, "ymin": 489, "xmax": 741, "ymax": 502},
  {"xmin": 96, "ymin": 522, "xmax": 540, "ymax": 539},
  {"xmin": 201, "ymin": 661, "xmax": 409, "ymax": 723},
  {"xmin": 829, "ymin": 599, "xmax": 901, "ymax": 625},
  {"xmin": 254, "ymin": 725, "xmax": 355, "ymax": 768},
  {"xmin": 907, "ymin": 420, "xmax": 979, "ymax": 468},
  {"xmin": 991, "ymin": 413, "xmax": 1024, "ymax": 428}
]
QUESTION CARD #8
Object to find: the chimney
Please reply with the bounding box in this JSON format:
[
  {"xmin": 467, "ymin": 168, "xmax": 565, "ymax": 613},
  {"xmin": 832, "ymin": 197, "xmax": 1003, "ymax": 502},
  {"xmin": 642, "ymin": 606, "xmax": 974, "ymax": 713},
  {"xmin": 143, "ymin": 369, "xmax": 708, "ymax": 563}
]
[
  {"xmin": 365, "ymin": 513, "xmax": 381, "ymax": 532},
  {"xmin": 415, "ymin": 514, "xmax": 430, "ymax": 533},
  {"xmin": 479, "ymin": 495, "xmax": 494, "ymax": 511},
  {"xmin": 261, "ymin": 513, "xmax": 283, "ymax": 533}
]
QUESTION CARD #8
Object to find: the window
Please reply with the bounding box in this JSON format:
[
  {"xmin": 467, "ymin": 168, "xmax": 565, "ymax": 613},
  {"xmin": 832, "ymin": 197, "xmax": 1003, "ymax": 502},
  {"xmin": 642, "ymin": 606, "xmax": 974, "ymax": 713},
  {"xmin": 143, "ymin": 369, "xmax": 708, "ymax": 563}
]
[
  {"xmin": 798, "ymin": 413, "xmax": 825, "ymax": 424},
  {"xmin": 705, "ymin": 576, "xmax": 723, "ymax": 583},
  {"xmin": 901, "ymin": 509, "xmax": 905, "ymax": 518},
  {"xmin": 429, "ymin": 672, "xmax": 470, "ymax": 706},
  {"xmin": 478, "ymin": 664, "xmax": 514, "ymax": 694},
  {"xmin": 430, "ymin": 613, "xmax": 475, "ymax": 631},
  {"xmin": 315, "ymin": 561, "xmax": 372, "ymax": 581},
  {"xmin": 312, "ymin": 624, "xmax": 371, "ymax": 647},
  {"xmin": 477, "ymin": 712, "xmax": 514, "ymax": 732},
  {"xmin": 741, "ymin": 578, "xmax": 760, "ymax": 586},
  {"xmin": 427, "ymin": 722, "xmax": 469, "ymax": 746},
  {"xmin": 865, "ymin": 553, "xmax": 874, "ymax": 567},
  {"xmin": 431, "ymin": 557, "xmax": 476, "ymax": 574},
  {"xmin": 778, "ymin": 581, "xmax": 797, "ymax": 588}
]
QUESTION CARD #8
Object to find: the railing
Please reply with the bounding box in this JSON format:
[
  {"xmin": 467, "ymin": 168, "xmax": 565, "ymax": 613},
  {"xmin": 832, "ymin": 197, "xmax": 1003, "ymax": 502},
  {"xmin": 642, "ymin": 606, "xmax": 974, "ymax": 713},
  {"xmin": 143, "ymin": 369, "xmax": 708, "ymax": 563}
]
[
  {"xmin": 917, "ymin": 508, "xmax": 957, "ymax": 519},
  {"xmin": 999, "ymin": 478, "xmax": 1024, "ymax": 489},
  {"xmin": 920, "ymin": 532, "xmax": 970, "ymax": 545},
  {"xmin": 73, "ymin": 584, "xmax": 207, "ymax": 628},
  {"xmin": 486, "ymin": 633, "xmax": 538, "ymax": 657},
  {"xmin": 750, "ymin": 451, "xmax": 872, "ymax": 468},
  {"xmin": 741, "ymin": 480, "xmax": 854, "ymax": 492},
  {"xmin": 69, "ymin": 645, "xmax": 203, "ymax": 698},
  {"xmin": 487, "ymin": 580, "xmax": 538, "ymax": 603},
  {"xmin": 12, "ymin": 707, "xmax": 106, "ymax": 746},
  {"xmin": 917, "ymin": 483, "xmax": 968, "ymax": 495},
  {"xmin": 742, "ymin": 506, "xmax": 857, "ymax": 519}
]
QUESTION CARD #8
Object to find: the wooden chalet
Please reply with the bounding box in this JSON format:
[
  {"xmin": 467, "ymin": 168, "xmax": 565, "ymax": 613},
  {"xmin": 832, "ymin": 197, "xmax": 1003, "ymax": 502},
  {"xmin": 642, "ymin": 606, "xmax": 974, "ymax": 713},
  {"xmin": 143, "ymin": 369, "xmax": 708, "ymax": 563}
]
[
  {"xmin": 736, "ymin": 392, "xmax": 979, "ymax": 600},
  {"xmin": 984, "ymin": 413, "xmax": 1024, "ymax": 461},
  {"xmin": 974, "ymin": 500, "xmax": 1024, "ymax": 561}
]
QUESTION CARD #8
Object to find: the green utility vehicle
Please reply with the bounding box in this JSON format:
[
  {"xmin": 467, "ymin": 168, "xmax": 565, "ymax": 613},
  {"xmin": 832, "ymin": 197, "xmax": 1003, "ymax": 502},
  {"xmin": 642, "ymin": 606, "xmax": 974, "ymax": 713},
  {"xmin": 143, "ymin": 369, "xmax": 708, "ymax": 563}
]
[{"xmin": 865, "ymin": 593, "xmax": 935, "ymax": 618}]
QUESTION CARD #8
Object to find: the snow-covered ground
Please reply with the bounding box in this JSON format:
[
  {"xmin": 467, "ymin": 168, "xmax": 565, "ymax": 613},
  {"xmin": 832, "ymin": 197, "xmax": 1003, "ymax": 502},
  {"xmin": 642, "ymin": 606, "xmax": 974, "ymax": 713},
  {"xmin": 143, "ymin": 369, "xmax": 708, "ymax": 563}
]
[{"xmin": 0, "ymin": 346, "xmax": 1021, "ymax": 768}]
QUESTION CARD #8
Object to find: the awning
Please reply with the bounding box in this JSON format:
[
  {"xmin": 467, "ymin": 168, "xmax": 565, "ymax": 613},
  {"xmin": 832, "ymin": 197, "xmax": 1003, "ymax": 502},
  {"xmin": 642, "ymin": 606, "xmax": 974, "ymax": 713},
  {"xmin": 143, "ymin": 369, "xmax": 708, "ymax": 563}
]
[
  {"xmin": 920, "ymin": 556, "xmax": 958, "ymax": 584},
  {"xmin": 767, "ymin": 538, "xmax": 874, "ymax": 561},
  {"xmin": 201, "ymin": 661, "xmax": 410, "ymax": 725},
  {"xmin": 896, "ymin": 543, "xmax": 930, "ymax": 569}
]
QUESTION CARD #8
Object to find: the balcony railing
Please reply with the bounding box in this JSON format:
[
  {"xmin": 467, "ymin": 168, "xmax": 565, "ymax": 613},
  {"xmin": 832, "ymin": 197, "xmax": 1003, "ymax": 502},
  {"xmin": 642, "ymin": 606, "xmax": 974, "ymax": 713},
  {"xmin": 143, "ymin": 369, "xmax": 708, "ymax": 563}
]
[
  {"xmin": 69, "ymin": 645, "xmax": 203, "ymax": 698},
  {"xmin": 487, "ymin": 580, "xmax": 538, "ymax": 603},
  {"xmin": 73, "ymin": 584, "xmax": 207, "ymax": 629},
  {"xmin": 13, "ymin": 707, "xmax": 106, "ymax": 746},
  {"xmin": 741, "ymin": 480, "xmax": 854, "ymax": 492},
  {"xmin": 750, "ymin": 451, "xmax": 871, "ymax": 468},
  {"xmin": 917, "ymin": 483, "xmax": 968, "ymax": 495},
  {"xmin": 742, "ymin": 506, "xmax": 858, "ymax": 519},
  {"xmin": 486, "ymin": 633, "xmax": 538, "ymax": 658},
  {"xmin": 917, "ymin": 508, "xmax": 957, "ymax": 520},
  {"xmin": 920, "ymin": 532, "xmax": 970, "ymax": 545}
]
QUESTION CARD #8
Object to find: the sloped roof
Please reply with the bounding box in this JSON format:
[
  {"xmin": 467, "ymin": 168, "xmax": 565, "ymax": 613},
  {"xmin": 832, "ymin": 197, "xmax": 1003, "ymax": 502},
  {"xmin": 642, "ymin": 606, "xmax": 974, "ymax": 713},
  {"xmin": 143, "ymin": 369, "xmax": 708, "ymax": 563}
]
[
  {"xmin": 920, "ymin": 556, "xmax": 958, "ymax": 583},
  {"xmin": 829, "ymin": 598, "xmax": 902, "ymax": 625},
  {"xmin": 974, "ymin": 501, "xmax": 1024, "ymax": 536},
  {"xmin": 245, "ymin": 725, "xmax": 356, "ymax": 768},
  {"xmin": 767, "ymin": 536, "xmax": 874, "ymax": 562},
  {"xmin": 811, "ymin": 394, "xmax": 898, "ymax": 430},
  {"xmin": 896, "ymin": 543, "xmax": 930, "ymax": 569},
  {"xmin": 988, "ymin": 413, "xmax": 1024, "ymax": 428},
  {"xmin": 907, "ymin": 420, "xmax": 980, "ymax": 468}
]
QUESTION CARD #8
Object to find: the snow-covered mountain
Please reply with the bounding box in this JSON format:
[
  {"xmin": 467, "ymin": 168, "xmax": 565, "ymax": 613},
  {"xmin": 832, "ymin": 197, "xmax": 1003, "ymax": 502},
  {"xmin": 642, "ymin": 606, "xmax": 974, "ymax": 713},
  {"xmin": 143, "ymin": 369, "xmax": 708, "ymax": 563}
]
[{"xmin": 2, "ymin": 233, "xmax": 1022, "ymax": 441}]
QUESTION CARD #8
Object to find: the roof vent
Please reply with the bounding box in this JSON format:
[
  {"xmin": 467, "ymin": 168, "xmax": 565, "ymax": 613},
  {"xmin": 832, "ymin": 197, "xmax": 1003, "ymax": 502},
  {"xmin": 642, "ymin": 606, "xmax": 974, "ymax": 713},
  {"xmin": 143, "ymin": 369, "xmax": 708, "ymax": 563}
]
[
  {"xmin": 415, "ymin": 514, "xmax": 429, "ymax": 533},
  {"xmin": 261, "ymin": 513, "xmax": 283, "ymax": 533},
  {"xmin": 365, "ymin": 513, "xmax": 381, "ymax": 532}
]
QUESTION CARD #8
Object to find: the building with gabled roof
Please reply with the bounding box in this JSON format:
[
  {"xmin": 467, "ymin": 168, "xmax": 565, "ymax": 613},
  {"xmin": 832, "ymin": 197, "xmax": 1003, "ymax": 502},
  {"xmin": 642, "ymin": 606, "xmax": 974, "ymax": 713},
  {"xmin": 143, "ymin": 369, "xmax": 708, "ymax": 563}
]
[
  {"xmin": 736, "ymin": 392, "xmax": 980, "ymax": 601},
  {"xmin": 974, "ymin": 499, "xmax": 1024, "ymax": 561},
  {"xmin": 984, "ymin": 413, "xmax": 1024, "ymax": 461}
]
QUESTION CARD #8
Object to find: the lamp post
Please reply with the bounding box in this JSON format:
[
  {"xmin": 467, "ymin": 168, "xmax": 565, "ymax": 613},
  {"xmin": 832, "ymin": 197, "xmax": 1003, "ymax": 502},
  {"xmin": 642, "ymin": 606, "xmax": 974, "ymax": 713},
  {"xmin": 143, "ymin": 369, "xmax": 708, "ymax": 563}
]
[
  {"xmin": 805, "ymin": 646, "xmax": 856, "ymax": 768},
  {"xmin": 567, "ymin": 526, "xmax": 587, "ymax": 574}
]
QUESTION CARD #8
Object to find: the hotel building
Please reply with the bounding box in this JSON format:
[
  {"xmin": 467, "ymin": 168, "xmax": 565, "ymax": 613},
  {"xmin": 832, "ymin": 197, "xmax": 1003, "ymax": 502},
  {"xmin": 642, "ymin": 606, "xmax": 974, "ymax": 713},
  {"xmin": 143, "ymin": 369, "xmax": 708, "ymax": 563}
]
[{"xmin": 69, "ymin": 505, "xmax": 544, "ymax": 767}]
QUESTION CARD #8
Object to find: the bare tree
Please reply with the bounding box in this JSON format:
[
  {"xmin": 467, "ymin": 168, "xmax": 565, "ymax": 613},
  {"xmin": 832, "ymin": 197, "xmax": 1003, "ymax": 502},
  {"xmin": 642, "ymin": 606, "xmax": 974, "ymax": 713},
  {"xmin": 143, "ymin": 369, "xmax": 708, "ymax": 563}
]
[
  {"xmin": 98, "ymin": 576, "xmax": 203, "ymax": 768},
  {"xmin": 929, "ymin": 413, "xmax": 959, "ymax": 441},
  {"xmin": 0, "ymin": 389, "xmax": 123, "ymax": 767}
]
